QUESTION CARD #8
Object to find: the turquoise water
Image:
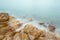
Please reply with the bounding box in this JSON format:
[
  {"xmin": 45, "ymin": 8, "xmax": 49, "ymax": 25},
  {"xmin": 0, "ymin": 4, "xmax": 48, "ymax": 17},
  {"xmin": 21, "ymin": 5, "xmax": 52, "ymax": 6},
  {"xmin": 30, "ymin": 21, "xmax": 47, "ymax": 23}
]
[{"xmin": 0, "ymin": 0, "xmax": 60, "ymax": 29}]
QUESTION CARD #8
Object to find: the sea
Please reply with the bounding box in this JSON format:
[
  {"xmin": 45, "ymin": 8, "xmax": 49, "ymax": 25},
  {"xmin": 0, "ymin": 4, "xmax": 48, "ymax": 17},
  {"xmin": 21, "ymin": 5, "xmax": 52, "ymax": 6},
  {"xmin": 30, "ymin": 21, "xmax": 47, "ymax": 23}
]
[{"xmin": 0, "ymin": 0, "xmax": 60, "ymax": 35}]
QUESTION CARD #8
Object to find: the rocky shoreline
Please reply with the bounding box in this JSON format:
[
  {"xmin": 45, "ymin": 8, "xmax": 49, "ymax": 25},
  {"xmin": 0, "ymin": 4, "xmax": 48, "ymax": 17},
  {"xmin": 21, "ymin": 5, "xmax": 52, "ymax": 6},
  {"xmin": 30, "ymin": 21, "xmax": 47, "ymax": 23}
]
[{"xmin": 0, "ymin": 13, "xmax": 60, "ymax": 40}]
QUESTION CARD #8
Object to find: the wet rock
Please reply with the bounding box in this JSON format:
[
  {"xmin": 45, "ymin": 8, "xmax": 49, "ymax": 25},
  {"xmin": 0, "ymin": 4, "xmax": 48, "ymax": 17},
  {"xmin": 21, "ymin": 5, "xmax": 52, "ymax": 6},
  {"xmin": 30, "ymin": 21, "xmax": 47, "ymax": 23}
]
[
  {"xmin": 48, "ymin": 24, "xmax": 56, "ymax": 32},
  {"xmin": 8, "ymin": 17, "xmax": 22, "ymax": 31},
  {"xmin": 23, "ymin": 24, "xmax": 46, "ymax": 40},
  {"xmin": 39, "ymin": 21, "xmax": 45, "ymax": 25},
  {"xmin": 27, "ymin": 18, "xmax": 33, "ymax": 21}
]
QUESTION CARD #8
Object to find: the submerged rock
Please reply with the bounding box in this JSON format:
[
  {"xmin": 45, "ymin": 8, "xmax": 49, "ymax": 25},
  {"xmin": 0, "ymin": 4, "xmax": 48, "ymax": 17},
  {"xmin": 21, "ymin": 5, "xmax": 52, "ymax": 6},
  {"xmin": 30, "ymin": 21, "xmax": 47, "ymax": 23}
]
[{"xmin": 27, "ymin": 18, "xmax": 33, "ymax": 21}]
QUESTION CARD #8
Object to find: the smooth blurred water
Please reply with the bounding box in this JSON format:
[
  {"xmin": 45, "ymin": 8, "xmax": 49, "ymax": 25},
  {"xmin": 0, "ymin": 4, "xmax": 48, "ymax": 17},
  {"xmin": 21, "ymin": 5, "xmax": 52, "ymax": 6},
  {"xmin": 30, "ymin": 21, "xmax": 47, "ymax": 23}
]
[{"xmin": 0, "ymin": 0, "xmax": 60, "ymax": 32}]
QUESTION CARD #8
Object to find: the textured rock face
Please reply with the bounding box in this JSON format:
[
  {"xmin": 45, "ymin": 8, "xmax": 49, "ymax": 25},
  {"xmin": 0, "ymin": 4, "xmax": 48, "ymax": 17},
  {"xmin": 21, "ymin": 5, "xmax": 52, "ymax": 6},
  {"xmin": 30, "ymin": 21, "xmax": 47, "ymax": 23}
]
[
  {"xmin": 23, "ymin": 24, "xmax": 45, "ymax": 40},
  {"xmin": 0, "ymin": 13, "xmax": 9, "ymax": 28},
  {"xmin": 0, "ymin": 13, "xmax": 9, "ymax": 22},
  {"xmin": 0, "ymin": 13, "xmax": 60, "ymax": 40},
  {"xmin": 1, "ymin": 23, "xmax": 60, "ymax": 40},
  {"xmin": 8, "ymin": 16, "xmax": 23, "ymax": 31}
]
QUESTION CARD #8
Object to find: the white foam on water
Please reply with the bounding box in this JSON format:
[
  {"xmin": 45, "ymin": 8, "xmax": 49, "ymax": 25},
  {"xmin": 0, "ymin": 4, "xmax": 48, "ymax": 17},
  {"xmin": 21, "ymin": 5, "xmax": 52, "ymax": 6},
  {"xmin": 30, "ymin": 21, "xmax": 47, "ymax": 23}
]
[
  {"xmin": 16, "ymin": 18, "xmax": 48, "ymax": 32},
  {"xmin": 15, "ymin": 18, "xmax": 60, "ymax": 37}
]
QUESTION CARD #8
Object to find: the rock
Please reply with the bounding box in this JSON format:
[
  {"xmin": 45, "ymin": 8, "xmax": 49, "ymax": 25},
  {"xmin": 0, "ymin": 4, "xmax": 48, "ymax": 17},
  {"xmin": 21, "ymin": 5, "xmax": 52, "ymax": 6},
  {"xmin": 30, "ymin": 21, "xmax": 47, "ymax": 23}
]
[
  {"xmin": 23, "ymin": 24, "xmax": 35, "ymax": 33},
  {"xmin": 46, "ymin": 32, "xmax": 59, "ymax": 40},
  {"xmin": 19, "ymin": 30, "xmax": 29, "ymax": 40},
  {"xmin": 0, "ymin": 13, "xmax": 59, "ymax": 40},
  {"xmin": 3, "ymin": 31, "xmax": 15, "ymax": 40},
  {"xmin": 48, "ymin": 24, "xmax": 56, "ymax": 32},
  {"xmin": 9, "ymin": 16, "xmax": 15, "ymax": 20},
  {"xmin": 0, "ymin": 26, "xmax": 12, "ymax": 40},
  {"xmin": 0, "ymin": 13, "xmax": 9, "ymax": 22},
  {"xmin": 0, "ymin": 35, "xmax": 5, "ymax": 40},
  {"xmin": 8, "ymin": 17, "xmax": 22, "ymax": 31},
  {"xmin": 35, "ymin": 37, "xmax": 47, "ymax": 40},
  {"xmin": 39, "ymin": 21, "xmax": 45, "ymax": 25},
  {"xmin": 27, "ymin": 18, "xmax": 33, "ymax": 21},
  {"xmin": 14, "ymin": 30, "xmax": 29, "ymax": 40},
  {"xmin": 13, "ymin": 32, "xmax": 21, "ymax": 40},
  {"xmin": 23, "ymin": 24, "xmax": 45, "ymax": 40},
  {"xmin": 0, "ymin": 26, "xmax": 12, "ymax": 35},
  {"xmin": 0, "ymin": 13, "xmax": 9, "ymax": 28},
  {"xmin": 0, "ymin": 22, "xmax": 8, "ymax": 28}
]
